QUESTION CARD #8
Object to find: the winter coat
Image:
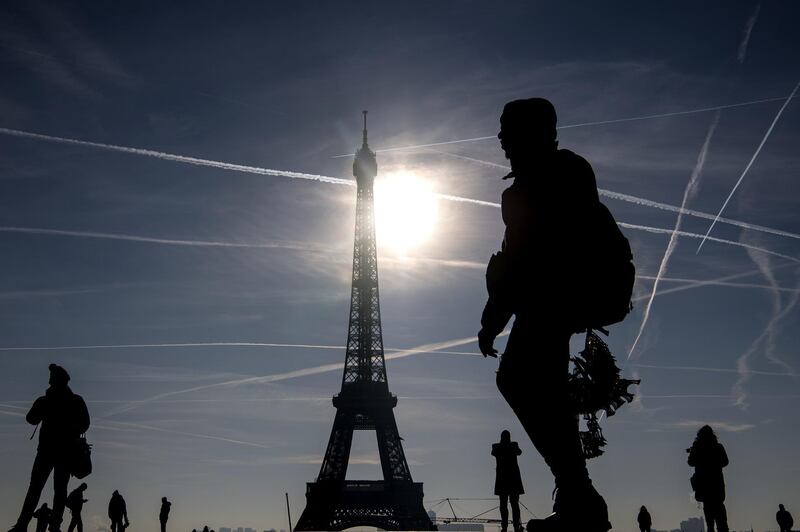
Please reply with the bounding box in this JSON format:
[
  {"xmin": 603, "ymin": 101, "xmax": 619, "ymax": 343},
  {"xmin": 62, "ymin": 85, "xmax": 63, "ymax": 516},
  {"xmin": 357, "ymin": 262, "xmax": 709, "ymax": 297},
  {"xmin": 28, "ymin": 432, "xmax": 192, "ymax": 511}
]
[
  {"xmin": 492, "ymin": 441, "xmax": 524, "ymax": 495},
  {"xmin": 27, "ymin": 385, "xmax": 90, "ymax": 453},
  {"xmin": 688, "ymin": 441, "xmax": 728, "ymax": 502}
]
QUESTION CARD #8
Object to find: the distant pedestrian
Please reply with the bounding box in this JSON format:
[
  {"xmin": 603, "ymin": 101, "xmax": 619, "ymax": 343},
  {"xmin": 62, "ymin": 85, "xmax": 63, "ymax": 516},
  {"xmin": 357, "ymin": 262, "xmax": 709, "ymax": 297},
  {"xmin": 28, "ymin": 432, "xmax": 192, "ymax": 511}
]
[
  {"xmin": 32, "ymin": 504, "xmax": 52, "ymax": 532},
  {"xmin": 777, "ymin": 504, "xmax": 794, "ymax": 532},
  {"xmin": 492, "ymin": 430, "xmax": 524, "ymax": 532},
  {"xmin": 637, "ymin": 505, "xmax": 652, "ymax": 532},
  {"xmin": 688, "ymin": 425, "xmax": 729, "ymax": 532},
  {"xmin": 66, "ymin": 483, "xmax": 88, "ymax": 532},
  {"xmin": 108, "ymin": 491, "xmax": 129, "ymax": 532},
  {"xmin": 159, "ymin": 497, "xmax": 171, "ymax": 532},
  {"xmin": 8, "ymin": 365, "xmax": 90, "ymax": 532}
]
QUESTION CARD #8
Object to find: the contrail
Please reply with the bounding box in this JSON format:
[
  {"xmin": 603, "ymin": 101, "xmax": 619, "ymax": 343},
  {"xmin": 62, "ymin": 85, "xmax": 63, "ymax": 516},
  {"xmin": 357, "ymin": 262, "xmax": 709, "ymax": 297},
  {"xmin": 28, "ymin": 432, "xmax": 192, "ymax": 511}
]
[
  {"xmin": 331, "ymin": 95, "xmax": 789, "ymax": 157},
  {"xmin": 618, "ymin": 222, "xmax": 800, "ymax": 265},
  {"xmin": 432, "ymin": 151, "xmax": 800, "ymax": 242},
  {"xmin": 100, "ymin": 420, "xmax": 274, "ymax": 450},
  {"xmin": 733, "ymin": 233, "xmax": 800, "ymax": 407},
  {"xmin": 0, "ymin": 126, "xmax": 491, "ymax": 209},
  {"xmin": 98, "ymin": 334, "xmax": 487, "ymax": 419},
  {"xmin": 0, "ymin": 226, "xmax": 313, "ymax": 250},
  {"xmin": 628, "ymin": 363, "xmax": 800, "ymax": 379},
  {"xmin": 4, "ymin": 125, "xmax": 800, "ymax": 244},
  {"xmin": 737, "ymin": 4, "xmax": 761, "ymax": 64},
  {"xmin": 696, "ymin": 80, "xmax": 800, "ymax": 252},
  {"xmin": 0, "ymin": 126, "xmax": 354, "ymax": 186},
  {"xmin": 628, "ymin": 112, "xmax": 720, "ymax": 359}
]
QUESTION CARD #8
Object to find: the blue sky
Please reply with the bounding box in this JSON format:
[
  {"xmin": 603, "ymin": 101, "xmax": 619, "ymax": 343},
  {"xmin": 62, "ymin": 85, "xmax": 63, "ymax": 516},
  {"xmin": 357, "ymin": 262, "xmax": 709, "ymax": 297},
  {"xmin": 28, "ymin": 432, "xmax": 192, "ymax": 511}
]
[{"xmin": 0, "ymin": 1, "xmax": 798, "ymax": 530}]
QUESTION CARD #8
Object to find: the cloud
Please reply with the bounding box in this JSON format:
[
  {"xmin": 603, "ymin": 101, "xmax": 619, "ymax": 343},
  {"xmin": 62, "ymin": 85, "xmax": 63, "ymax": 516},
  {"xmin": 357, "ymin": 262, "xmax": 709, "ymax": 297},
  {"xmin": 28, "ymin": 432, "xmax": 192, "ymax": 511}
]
[{"xmin": 670, "ymin": 420, "xmax": 756, "ymax": 433}]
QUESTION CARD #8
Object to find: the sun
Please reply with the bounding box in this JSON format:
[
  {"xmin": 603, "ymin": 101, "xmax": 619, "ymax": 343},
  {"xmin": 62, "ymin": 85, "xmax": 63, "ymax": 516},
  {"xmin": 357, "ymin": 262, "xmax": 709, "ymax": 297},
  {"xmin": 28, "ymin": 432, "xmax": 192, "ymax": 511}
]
[{"xmin": 374, "ymin": 171, "xmax": 439, "ymax": 255}]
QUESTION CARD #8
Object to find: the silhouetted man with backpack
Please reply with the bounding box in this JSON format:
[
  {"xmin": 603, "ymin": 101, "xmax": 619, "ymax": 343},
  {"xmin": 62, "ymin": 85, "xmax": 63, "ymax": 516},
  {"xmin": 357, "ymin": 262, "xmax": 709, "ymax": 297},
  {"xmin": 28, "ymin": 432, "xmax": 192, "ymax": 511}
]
[
  {"xmin": 9, "ymin": 364, "xmax": 90, "ymax": 532},
  {"xmin": 479, "ymin": 98, "xmax": 632, "ymax": 532},
  {"xmin": 66, "ymin": 483, "xmax": 88, "ymax": 532}
]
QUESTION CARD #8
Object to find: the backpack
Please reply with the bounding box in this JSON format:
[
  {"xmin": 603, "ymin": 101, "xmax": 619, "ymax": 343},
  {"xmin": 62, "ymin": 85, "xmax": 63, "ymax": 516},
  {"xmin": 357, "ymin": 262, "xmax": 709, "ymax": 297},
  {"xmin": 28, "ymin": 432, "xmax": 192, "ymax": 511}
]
[{"xmin": 580, "ymin": 201, "xmax": 635, "ymax": 329}]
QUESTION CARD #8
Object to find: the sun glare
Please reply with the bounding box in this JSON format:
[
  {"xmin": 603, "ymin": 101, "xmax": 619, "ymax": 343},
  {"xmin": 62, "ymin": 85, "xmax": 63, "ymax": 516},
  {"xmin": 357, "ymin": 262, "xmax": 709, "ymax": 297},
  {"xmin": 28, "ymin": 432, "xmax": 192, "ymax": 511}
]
[{"xmin": 374, "ymin": 171, "xmax": 438, "ymax": 255}]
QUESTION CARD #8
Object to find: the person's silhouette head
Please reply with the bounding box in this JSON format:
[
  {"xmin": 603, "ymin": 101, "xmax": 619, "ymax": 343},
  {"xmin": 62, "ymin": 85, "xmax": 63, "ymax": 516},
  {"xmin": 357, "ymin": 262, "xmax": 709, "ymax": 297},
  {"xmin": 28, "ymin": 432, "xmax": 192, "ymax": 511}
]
[
  {"xmin": 500, "ymin": 429, "xmax": 511, "ymax": 443},
  {"xmin": 640, "ymin": 505, "xmax": 647, "ymax": 512},
  {"xmin": 40, "ymin": 503, "xmax": 48, "ymax": 509},
  {"xmin": 162, "ymin": 496, "xmax": 168, "ymax": 503},
  {"xmin": 780, "ymin": 504, "xmax": 786, "ymax": 510},
  {"xmin": 696, "ymin": 424, "xmax": 717, "ymax": 444},
  {"xmin": 79, "ymin": 482, "xmax": 87, "ymax": 491},
  {"xmin": 48, "ymin": 363, "xmax": 70, "ymax": 388},
  {"xmin": 499, "ymin": 98, "xmax": 557, "ymax": 166}
]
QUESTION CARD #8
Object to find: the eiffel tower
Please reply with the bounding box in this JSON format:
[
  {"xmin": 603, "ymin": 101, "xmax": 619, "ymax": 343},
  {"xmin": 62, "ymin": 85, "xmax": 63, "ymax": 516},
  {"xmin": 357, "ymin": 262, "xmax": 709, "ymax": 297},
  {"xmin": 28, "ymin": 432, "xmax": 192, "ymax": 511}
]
[{"xmin": 294, "ymin": 113, "xmax": 434, "ymax": 531}]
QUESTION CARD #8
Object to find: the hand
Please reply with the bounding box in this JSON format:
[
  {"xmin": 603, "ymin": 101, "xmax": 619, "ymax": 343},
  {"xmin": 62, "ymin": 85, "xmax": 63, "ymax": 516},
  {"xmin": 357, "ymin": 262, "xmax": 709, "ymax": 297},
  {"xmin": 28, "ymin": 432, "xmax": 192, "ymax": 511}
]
[{"xmin": 478, "ymin": 328, "xmax": 498, "ymax": 358}]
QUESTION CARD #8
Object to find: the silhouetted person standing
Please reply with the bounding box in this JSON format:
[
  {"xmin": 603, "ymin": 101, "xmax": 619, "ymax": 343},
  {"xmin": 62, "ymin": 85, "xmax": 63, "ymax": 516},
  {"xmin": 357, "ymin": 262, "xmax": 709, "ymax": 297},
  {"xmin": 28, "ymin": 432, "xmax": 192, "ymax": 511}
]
[
  {"xmin": 777, "ymin": 504, "xmax": 793, "ymax": 532},
  {"xmin": 32, "ymin": 504, "xmax": 52, "ymax": 532},
  {"xmin": 637, "ymin": 506, "xmax": 652, "ymax": 532},
  {"xmin": 688, "ymin": 425, "xmax": 729, "ymax": 532},
  {"xmin": 479, "ymin": 98, "xmax": 610, "ymax": 532},
  {"xmin": 492, "ymin": 430, "xmax": 524, "ymax": 532},
  {"xmin": 9, "ymin": 364, "xmax": 90, "ymax": 532},
  {"xmin": 66, "ymin": 483, "xmax": 88, "ymax": 532},
  {"xmin": 108, "ymin": 491, "xmax": 129, "ymax": 532},
  {"xmin": 159, "ymin": 497, "xmax": 171, "ymax": 532}
]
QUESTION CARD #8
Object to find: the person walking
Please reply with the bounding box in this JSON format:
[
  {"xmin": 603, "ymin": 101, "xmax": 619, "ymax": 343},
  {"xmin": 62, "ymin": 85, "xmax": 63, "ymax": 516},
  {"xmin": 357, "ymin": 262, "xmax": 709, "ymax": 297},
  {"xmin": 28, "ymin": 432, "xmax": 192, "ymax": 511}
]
[
  {"xmin": 65, "ymin": 483, "xmax": 88, "ymax": 532},
  {"xmin": 479, "ymin": 98, "xmax": 618, "ymax": 532},
  {"xmin": 32, "ymin": 504, "xmax": 52, "ymax": 532},
  {"xmin": 637, "ymin": 505, "xmax": 652, "ymax": 532},
  {"xmin": 688, "ymin": 425, "xmax": 729, "ymax": 532},
  {"xmin": 492, "ymin": 430, "xmax": 524, "ymax": 532},
  {"xmin": 108, "ymin": 491, "xmax": 129, "ymax": 532},
  {"xmin": 8, "ymin": 365, "xmax": 90, "ymax": 532},
  {"xmin": 159, "ymin": 497, "xmax": 172, "ymax": 532}
]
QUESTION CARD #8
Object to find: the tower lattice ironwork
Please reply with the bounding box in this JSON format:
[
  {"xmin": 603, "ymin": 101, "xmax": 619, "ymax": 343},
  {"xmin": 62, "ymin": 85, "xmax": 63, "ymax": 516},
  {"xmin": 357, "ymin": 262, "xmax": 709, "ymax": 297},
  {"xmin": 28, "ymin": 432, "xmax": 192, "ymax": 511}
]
[{"xmin": 294, "ymin": 112, "xmax": 434, "ymax": 531}]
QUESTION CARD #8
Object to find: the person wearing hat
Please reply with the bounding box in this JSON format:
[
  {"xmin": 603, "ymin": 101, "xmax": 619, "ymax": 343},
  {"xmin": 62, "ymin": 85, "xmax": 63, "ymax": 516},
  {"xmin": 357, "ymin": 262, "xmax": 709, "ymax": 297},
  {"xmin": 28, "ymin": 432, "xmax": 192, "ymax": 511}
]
[
  {"xmin": 478, "ymin": 98, "xmax": 611, "ymax": 532},
  {"xmin": 8, "ymin": 364, "xmax": 90, "ymax": 532}
]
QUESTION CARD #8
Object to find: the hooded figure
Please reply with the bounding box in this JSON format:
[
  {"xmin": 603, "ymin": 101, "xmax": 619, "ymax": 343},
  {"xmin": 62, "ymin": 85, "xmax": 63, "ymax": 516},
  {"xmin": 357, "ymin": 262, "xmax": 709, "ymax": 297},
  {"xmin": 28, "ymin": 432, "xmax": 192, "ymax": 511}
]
[
  {"xmin": 9, "ymin": 365, "xmax": 90, "ymax": 532},
  {"xmin": 637, "ymin": 506, "xmax": 652, "ymax": 532}
]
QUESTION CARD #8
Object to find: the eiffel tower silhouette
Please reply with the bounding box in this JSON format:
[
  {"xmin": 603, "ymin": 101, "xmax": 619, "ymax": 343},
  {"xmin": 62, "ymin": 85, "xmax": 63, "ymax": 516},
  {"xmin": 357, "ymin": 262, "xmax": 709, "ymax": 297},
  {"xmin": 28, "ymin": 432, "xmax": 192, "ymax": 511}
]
[{"xmin": 294, "ymin": 112, "xmax": 434, "ymax": 531}]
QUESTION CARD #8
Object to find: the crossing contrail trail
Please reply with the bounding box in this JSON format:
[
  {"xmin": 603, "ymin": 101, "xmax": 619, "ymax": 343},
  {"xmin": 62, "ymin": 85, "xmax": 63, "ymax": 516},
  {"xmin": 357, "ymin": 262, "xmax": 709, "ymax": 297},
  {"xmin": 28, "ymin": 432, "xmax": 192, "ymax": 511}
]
[
  {"xmin": 618, "ymin": 222, "xmax": 800, "ymax": 265},
  {"xmin": 98, "ymin": 334, "xmax": 487, "ymax": 419},
  {"xmin": 331, "ymin": 95, "xmax": 789, "ymax": 157},
  {"xmin": 696, "ymin": 80, "xmax": 800, "ymax": 252},
  {"xmin": 628, "ymin": 112, "xmax": 720, "ymax": 359},
  {"xmin": 431, "ymin": 151, "xmax": 800, "ymax": 243},
  {"xmin": 4, "ymin": 125, "xmax": 800, "ymax": 244}
]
